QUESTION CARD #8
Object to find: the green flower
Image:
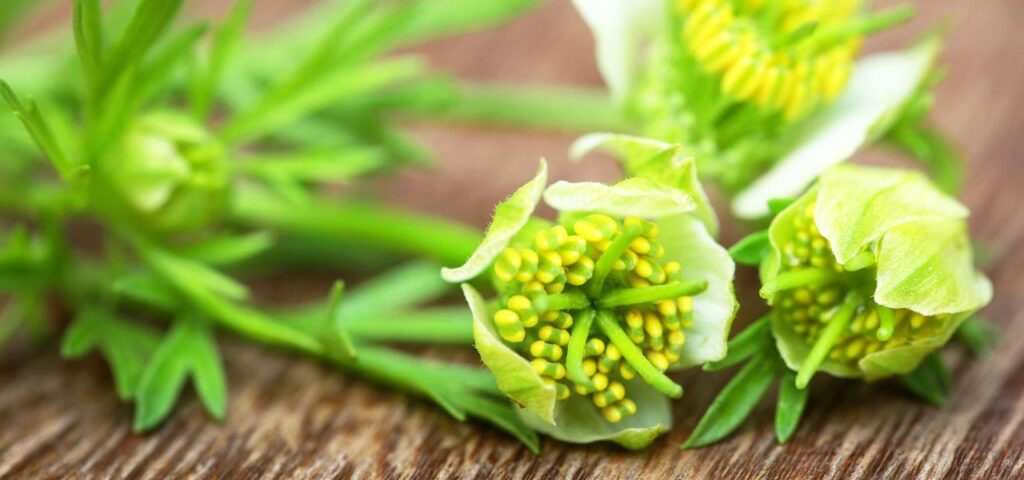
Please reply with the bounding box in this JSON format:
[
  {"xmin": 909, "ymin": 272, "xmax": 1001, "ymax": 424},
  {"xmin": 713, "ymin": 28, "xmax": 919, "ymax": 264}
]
[
  {"xmin": 105, "ymin": 111, "xmax": 228, "ymax": 232},
  {"xmin": 686, "ymin": 163, "xmax": 992, "ymax": 448},
  {"xmin": 443, "ymin": 145, "xmax": 735, "ymax": 449},
  {"xmin": 572, "ymin": 0, "xmax": 950, "ymax": 215}
]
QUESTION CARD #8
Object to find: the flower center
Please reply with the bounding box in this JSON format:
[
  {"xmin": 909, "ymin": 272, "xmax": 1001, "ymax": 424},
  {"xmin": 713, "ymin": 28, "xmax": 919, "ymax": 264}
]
[
  {"xmin": 773, "ymin": 200, "xmax": 950, "ymax": 376},
  {"xmin": 491, "ymin": 214, "xmax": 706, "ymax": 423},
  {"xmin": 675, "ymin": 0, "xmax": 864, "ymax": 121}
]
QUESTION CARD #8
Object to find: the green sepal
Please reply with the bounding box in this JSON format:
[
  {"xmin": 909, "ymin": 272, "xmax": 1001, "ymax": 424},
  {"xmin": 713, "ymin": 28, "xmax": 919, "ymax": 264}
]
[
  {"xmin": 956, "ymin": 316, "xmax": 999, "ymax": 357},
  {"xmin": 899, "ymin": 352, "xmax": 951, "ymax": 406},
  {"xmin": 570, "ymin": 133, "xmax": 718, "ymax": 236},
  {"xmin": 774, "ymin": 371, "xmax": 808, "ymax": 443},
  {"xmin": 441, "ymin": 160, "xmax": 547, "ymax": 283},
  {"xmin": 61, "ymin": 310, "xmax": 162, "ymax": 401},
  {"xmin": 728, "ymin": 230, "xmax": 769, "ymax": 266}
]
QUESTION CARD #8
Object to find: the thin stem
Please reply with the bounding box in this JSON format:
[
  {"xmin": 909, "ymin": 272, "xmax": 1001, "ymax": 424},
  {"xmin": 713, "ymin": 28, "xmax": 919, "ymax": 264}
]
[
  {"xmin": 588, "ymin": 224, "xmax": 642, "ymax": 298},
  {"xmin": 596, "ymin": 310, "xmax": 683, "ymax": 398},
  {"xmin": 795, "ymin": 293, "xmax": 859, "ymax": 389},
  {"xmin": 565, "ymin": 309, "xmax": 596, "ymax": 389},
  {"xmin": 344, "ymin": 308, "xmax": 473, "ymax": 344},
  {"xmin": 597, "ymin": 281, "xmax": 709, "ymax": 308},
  {"xmin": 876, "ymin": 304, "xmax": 896, "ymax": 341},
  {"xmin": 761, "ymin": 268, "xmax": 838, "ymax": 297},
  {"xmin": 323, "ymin": 281, "xmax": 356, "ymax": 361}
]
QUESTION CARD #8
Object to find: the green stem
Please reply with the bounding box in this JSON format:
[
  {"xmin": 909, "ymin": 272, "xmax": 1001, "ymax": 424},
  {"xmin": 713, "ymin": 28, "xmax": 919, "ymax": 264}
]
[
  {"xmin": 538, "ymin": 290, "xmax": 591, "ymax": 312},
  {"xmin": 876, "ymin": 304, "xmax": 895, "ymax": 341},
  {"xmin": 344, "ymin": 308, "xmax": 473, "ymax": 344},
  {"xmin": 596, "ymin": 310, "xmax": 683, "ymax": 398},
  {"xmin": 588, "ymin": 224, "xmax": 641, "ymax": 298},
  {"xmin": 761, "ymin": 268, "xmax": 838, "ymax": 297},
  {"xmin": 597, "ymin": 281, "xmax": 709, "ymax": 308},
  {"xmin": 231, "ymin": 183, "xmax": 482, "ymax": 267},
  {"xmin": 795, "ymin": 293, "xmax": 859, "ymax": 389},
  {"xmin": 565, "ymin": 309, "xmax": 596, "ymax": 389}
]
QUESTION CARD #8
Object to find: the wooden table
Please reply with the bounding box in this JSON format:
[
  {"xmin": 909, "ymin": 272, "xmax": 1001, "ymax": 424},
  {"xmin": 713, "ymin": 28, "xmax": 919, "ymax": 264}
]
[{"xmin": 2, "ymin": 1, "xmax": 1022, "ymax": 478}]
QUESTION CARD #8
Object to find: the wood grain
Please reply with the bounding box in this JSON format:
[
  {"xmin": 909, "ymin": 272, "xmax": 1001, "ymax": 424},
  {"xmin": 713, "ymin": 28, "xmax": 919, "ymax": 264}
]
[{"xmin": 2, "ymin": 0, "xmax": 1023, "ymax": 478}]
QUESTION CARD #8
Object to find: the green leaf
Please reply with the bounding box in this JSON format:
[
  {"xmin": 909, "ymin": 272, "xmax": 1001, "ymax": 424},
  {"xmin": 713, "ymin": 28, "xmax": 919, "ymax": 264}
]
[
  {"xmin": 899, "ymin": 353, "xmax": 950, "ymax": 406},
  {"xmin": 191, "ymin": 0, "xmax": 252, "ymax": 120},
  {"xmin": 434, "ymin": 84, "xmax": 625, "ymax": 132},
  {"xmin": 175, "ymin": 232, "xmax": 275, "ymax": 267},
  {"xmin": 344, "ymin": 307, "xmax": 473, "ymax": 344},
  {"xmin": 885, "ymin": 122, "xmax": 963, "ymax": 196},
  {"xmin": 391, "ymin": 0, "xmax": 539, "ymax": 45},
  {"xmin": 141, "ymin": 244, "xmax": 250, "ymax": 301},
  {"xmin": 458, "ymin": 394, "xmax": 541, "ymax": 454},
  {"xmin": 956, "ymin": 316, "xmax": 999, "ymax": 356},
  {"xmin": 441, "ymin": 160, "xmax": 547, "ymax": 282},
  {"xmin": 0, "ymin": 81, "xmax": 76, "ymax": 178},
  {"xmin": 62, "ymin": 310, "xmax": 162, "ymax": 400},
  {"xmin": 103, "ymin": 0, "xmax": 184, "ymax": 86},
  {"xmin": 683, "ymin": 355, "xmax": 777, "ymax": 448},
  {"xmin": 728, "ymin": 230, "xmax": 770, "ymax": 266},
  {"xmin": 111, "ymin": 272, "xmax": 178, "ymax": 311},
  {"xmin": 704, "ymin": 315, "xmax": 771, "ymax": 371},
  {"xmin": 340, "ymin": 261, "xmax": 451, "ymax": 318},
  {"xmin": 236, "ymin": 146, "xmax": 388, "ymax": 183},
  {"xmin": 134, "ymin": 317, "xmax": 227, "ymax": 431},
  {"xmin": 774, "ymin": 371, "xmax": 807, "ymax": 443}
]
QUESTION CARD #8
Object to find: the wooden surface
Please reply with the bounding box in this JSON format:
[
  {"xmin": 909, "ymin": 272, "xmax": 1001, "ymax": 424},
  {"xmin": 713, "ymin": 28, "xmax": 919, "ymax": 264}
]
[{"xmin": 2, "ymin": 0, "xmax": 1024, "ymax": 478}]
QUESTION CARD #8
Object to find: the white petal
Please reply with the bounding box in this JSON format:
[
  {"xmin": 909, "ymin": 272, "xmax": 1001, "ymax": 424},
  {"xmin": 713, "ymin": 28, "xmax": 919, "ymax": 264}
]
[
  {"xmin": 543, "ymin": 177, "xmax": 695, "ymax": 219},
  {"xmin": 732, "ymin": 38, "xmax": 940, "ymax": 219},
  {"xmin": 571, "ymin": 0, "xmax": 665, "ymax": 104}
]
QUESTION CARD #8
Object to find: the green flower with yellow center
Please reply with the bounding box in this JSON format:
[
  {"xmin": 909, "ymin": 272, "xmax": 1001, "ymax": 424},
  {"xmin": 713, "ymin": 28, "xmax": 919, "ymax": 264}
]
[
  {"xmin": 572, "ymin": 0, "xmax": 955, "ymax": 217},
  {"xmin": 685, "ymin": 163, "xmax": 992, "ymax": 448},
  {"xmin": 444, "ymin": 139, "xmax": 736, "ymax": 449}
]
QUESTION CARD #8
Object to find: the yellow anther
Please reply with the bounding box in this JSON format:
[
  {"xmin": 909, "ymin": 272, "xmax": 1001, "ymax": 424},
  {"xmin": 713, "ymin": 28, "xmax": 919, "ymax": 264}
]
[
  {"xmin": 521, "ymin": 313, "xmax": 539, "ymax": 328},
  {"xmin": 542, "ymin": 377, "xmax": 570, "ymax": 400},
  {"xmin": 602, "ymin": 399, "xmax": 637, "ymax": 423},
  {"xmin": 602, "ymin": 406, "xmax": 623, "ymax": 423},
  {"xmin": 647, "ymin": 351, "xmax": 670, "ymax": 371},
  {"xmin": 910, "ymin": 313, "xmax": 926, "ymax": 329},
  {"xmin": 619, "ymin": 363, "xmax": 636, "ymax": 380},
  {"xmin": 668, "ymin": 330, "xmax": 686, "ymax": 348},
  {"xmin": 493, "ymin": 309, "xmax": 525, "ymax": 343},
  {"xmin": 845, "ymin": 339, "xmax": 864, "ymax": 359},
  {"xmin": 566, "ymin": 256, "xmax": 594, "ymax": 286},
  {"xmin": 545, "ymin": 282, "xmax": 565, "ymax": 294},
  {"xmin": 585, "ymin": 338, "xmax": 605, "ymax": 356},
  {"xmin": 535, "ymin": 226, "xmax": 568, "ymax": 251},
  {"xmin": 644, "ymin": 312, "xmax": 664, "ymax": 338},
  {"xmin": 547, "ymin": 311, "xmax": 573, "ymax": 329},
  {"xmin": 530, "ymin": 340, "xmax": 564, "ymax": 361},
  {"xmin": 522, "ymin": 281, "xmax": 545, "ymax": 295},
  {"xmin": 664, "ymin": 261, "xmax": 682, "ymax": 279},
  {"xmin": 531, "ymin": 358, "xmax": 566, "ymax": 379},
  {"xmin": 508, "ymin": 295, "xmax": 531, "ymax": 312},
  {"xmin": 539, "ymin": 325, "xmax": 570, "ymax": 346},
  {"xmin": 658, "ymin": 299, "xmax": 678, "ymax": 317},
  {"xmin": 591, "ymin": 372, "xmax": 609, "ymax": 391},
  {"xmin": 634, "ymin": 258, "xmax": 654, "ymax": 278},
  {"xmin": 794, "ymin": 288, "xmax": 812, "ymax": 304},
  {"xmin": 582, "ymin": 359, "xmax": 597, "ymax": 377},
  {"xmin": 573, "ymin": 214, "xmax": 620, "ymax": 243},
  {"xmin": 494, "ymin": 248, "xmax": 522, "ymax": 283},
  {"xmin": 592, "ymin": 381, "xmax": 626, "ymax": 408},
  {"xmin": 626, "ymin": 272, "xmax": 651, "ymax": 288},
  {"xmin": 626, "ymin": 310, "xmax": 645, "ymax": 343},
  {"xmin": 515, "ymin": 248, "xmax": 539, "ymax": 282},
  {"xmin": 630, "ymin": 237, "xmax": 652, "ymax": 255}
]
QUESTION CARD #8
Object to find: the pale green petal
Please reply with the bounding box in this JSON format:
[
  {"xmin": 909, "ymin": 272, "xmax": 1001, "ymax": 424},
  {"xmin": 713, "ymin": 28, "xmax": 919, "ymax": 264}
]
[
  {"xmin": 816, "ymin": 164, "xmax": 967, "ymax": 265},
  {"xmin": 761, "ymin": 189, "xmax": 818, "ymax": 289},
  {"xmin": 462, "ymin": 283, "xmax": 557, "ymax": 423},
  {"xmin": 732, "ymin": 37, "xmax": 940, "ymax": 219},
  {"xmin": 543, "ymin": 177, "xmax": 695, "ymax": 219},
  {"xmin": 874, "ymin": 219, "xmax": 993, "ymax": 315},
  {"xmin": 518, "ymin": 379, "xmax": 671, "ymax": 450},
  {"xmin": 658, "ymin": 215, "xmax": 736, "ymax": 368},
  {"xmin": 441, "ymin": 160, "xmax": 547, "ymax": 283},
  {"xmin": 858, "ymin": 313, "xmax": 969, "ymax": 381},
  {"xmin": 570, "ymin": 0, "xmax": 665, "ymax": 104},
  {"xmin": 570, "ymin": 133, "xmax": 718, "ymax": 235}
]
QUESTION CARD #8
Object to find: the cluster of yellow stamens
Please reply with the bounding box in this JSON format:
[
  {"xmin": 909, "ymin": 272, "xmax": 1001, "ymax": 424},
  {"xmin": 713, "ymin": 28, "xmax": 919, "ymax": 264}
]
[
  {"xmin": 774, "ymin": 200, "xmax": 949, "ymax": 367},
  {"xmin": 676, "ymin": 0, "xmax": 863, "ymax": 121},
  {"xmin": 491, "ymin": 214, "xmax": 699, "ymax": 423}
]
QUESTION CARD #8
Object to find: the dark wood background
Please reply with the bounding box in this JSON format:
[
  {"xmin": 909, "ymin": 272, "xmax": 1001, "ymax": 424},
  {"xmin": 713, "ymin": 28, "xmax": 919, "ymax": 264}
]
[{"xmin": 2, "ymin": 0, "xmax": 1022, "ymax": 478}]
